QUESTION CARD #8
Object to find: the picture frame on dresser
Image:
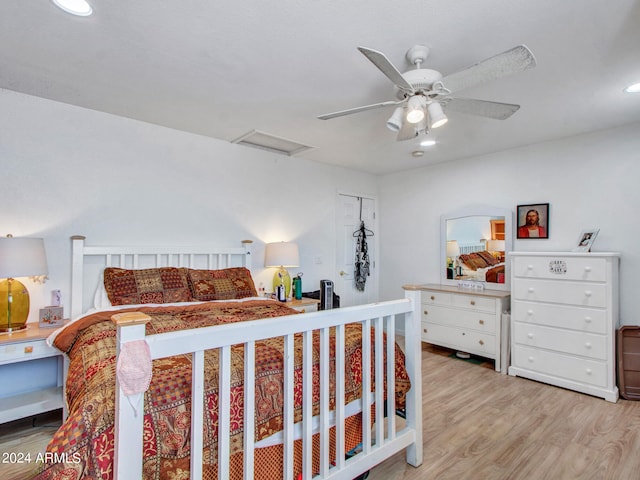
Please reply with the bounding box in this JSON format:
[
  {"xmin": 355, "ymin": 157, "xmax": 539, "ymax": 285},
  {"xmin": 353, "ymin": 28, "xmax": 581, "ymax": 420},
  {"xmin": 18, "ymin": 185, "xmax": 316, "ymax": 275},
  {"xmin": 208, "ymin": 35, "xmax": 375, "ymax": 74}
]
[
  {"xmin": 516, "ymin": 203, "xmax": 549, "ymax": 239},
  {"xmin": 573, "ymin": 228, "xmax": 599, "ymax": 252}
]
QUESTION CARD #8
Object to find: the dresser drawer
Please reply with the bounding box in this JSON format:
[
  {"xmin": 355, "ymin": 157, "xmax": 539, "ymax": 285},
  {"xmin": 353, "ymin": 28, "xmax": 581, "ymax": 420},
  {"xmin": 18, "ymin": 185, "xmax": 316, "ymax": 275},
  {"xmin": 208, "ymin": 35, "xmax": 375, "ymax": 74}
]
[
  {"xmin": 422, "ymin": 290, "xmax": 496, "ymax": 313},
  {"xmin": 511, "ymin": 344, "xmax": 608, "ymax": 388},
  {"xmin": 513, "ymin": 322, "xmax": 608, "ymax": 360},
  {"xmin": 421, "ymin": 290, "xmax": 453, "ymax": 306},
  {"xmin": 513, "ymin": 278, "xmax": 607, "ymax": 308},
  {"xmin": 513, "ymin": 256, "xmax": 608, "ymax": 282},
  {"xmin": 422, "ymin": 322, "xmax": 496, "ymax": 356},
  {"xmin": 512, "ymin": 300, "xmax": 607, "ymax": 334},
  {"xmin": 422, "ymin": 304, "xmax": 496, "ymax": 332},
  {"xmin": 0, "ymin": 339, "xmax": 59, "ymax": 365}
]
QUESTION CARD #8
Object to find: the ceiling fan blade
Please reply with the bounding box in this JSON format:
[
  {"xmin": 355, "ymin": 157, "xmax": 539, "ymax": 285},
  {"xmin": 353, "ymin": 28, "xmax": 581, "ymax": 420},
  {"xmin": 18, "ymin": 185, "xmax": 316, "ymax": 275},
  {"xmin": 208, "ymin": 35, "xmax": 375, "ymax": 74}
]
[
  {"xmin": 442, "ymin": 45, "xmax": 536, "ymax": 94},
  {"xmin": 357, "ymin": 46, "xmax": 415, "ymax": 93},
  {"xmin": 317, "ymin": 100, "xmax": 401, "ymax": 120},
  {"xmin": 445, "ymin": 97, "xmax": 521, "ymax": 120}
]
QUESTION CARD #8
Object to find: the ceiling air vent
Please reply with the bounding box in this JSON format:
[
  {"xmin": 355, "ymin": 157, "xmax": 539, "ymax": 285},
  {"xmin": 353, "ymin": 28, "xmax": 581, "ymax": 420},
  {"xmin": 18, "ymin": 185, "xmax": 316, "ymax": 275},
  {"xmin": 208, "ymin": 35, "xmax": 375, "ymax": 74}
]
[{"xmin": 231, "ymin": 130, "xmax": 314, "ymax": 156}]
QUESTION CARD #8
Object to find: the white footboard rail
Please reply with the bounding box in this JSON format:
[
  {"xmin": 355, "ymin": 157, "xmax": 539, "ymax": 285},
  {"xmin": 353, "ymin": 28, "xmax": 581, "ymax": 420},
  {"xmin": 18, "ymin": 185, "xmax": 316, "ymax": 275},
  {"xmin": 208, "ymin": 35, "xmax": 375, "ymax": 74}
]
[{"xmin": 111, "ymin": 293, "xmax": 423, "ymax": 480}]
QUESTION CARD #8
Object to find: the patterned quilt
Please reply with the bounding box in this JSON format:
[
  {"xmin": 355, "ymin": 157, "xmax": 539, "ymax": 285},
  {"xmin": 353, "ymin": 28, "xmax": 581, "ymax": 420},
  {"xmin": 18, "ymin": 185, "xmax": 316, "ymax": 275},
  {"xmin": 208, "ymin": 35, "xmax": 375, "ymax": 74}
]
[{"xmin": 33, "ymin": 300, "xmax": 411, "ymax": 479}]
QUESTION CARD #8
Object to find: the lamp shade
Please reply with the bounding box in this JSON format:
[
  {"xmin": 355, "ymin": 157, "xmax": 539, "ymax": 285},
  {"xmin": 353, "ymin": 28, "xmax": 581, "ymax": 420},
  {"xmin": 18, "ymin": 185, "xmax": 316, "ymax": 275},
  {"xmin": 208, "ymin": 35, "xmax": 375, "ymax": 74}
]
[
  {"xmin": 446, "ymin": 240, "xmax": 460, "ymax": 259},
  {"xmin": 0, "ymin": 237, "xmax": 48, "ymax": 279},
  {"xmin": 264, "ymin": 242, "xmax": 299, "ymax": 268},
  {"xmin": 487, "ymin": 239, "xmax": 506, "ymax": 252}
]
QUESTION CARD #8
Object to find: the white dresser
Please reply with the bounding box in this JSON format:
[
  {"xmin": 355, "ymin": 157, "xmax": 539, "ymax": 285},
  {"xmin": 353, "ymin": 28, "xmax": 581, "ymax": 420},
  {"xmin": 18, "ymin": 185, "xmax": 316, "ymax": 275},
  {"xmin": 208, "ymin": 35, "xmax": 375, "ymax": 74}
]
[
  {"xmin": 508, "ymin": 252, "xmax": 620, "ymax": 402},
  {"xmin": 415, "ymin": 284, "xmax": 511, "ymax": 372}
]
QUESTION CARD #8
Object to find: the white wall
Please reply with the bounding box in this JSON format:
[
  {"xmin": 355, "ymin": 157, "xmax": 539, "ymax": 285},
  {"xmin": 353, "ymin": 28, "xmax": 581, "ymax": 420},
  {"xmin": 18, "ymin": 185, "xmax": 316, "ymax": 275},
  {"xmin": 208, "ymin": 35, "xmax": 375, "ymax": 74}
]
[
  {"xmin": 379, "ymin": 122, "xmax": 640, "ymax": 325},
  {"xmin": 0, "ymin": 89, "xmax": 378, "ymax": 323}
]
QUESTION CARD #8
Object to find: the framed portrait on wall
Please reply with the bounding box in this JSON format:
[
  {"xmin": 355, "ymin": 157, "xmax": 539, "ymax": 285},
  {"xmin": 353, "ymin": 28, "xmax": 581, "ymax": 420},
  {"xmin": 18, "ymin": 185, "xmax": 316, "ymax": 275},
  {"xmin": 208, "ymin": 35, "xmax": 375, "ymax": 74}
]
[{"xmin": 516, "ymin": 203, "xmax": 550, "ymax": 239}]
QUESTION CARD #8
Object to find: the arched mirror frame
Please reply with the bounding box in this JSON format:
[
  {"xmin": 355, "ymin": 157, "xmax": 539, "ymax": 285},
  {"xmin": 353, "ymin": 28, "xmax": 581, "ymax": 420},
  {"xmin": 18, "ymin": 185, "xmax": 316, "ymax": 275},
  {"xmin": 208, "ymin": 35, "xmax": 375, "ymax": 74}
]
[{"xmin": 440, "ymin": 206, "xmax": 513, "ymax": 291}]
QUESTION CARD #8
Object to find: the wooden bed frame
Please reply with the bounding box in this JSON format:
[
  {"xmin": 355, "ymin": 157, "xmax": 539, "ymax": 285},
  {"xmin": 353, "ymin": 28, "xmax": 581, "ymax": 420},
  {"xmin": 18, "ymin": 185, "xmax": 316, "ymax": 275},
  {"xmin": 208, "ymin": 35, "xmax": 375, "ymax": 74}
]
[{"xmin": 68, "ymin": 235, "xmax": 423, "ymax": 479}]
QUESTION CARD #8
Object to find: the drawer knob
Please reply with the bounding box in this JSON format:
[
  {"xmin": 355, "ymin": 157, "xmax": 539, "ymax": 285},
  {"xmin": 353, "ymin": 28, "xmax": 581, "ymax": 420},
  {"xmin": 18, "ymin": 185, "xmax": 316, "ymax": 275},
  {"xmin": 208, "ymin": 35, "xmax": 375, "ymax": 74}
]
[
  {"xmin": 586, "ymin": 368, "xmax": 592, "ymax": 375},
  {"xmin": 585, "ymin": 342, "xmax": 592, "ymax": 349},
  {"xmin": 430, "ymin": 295, "xmax": 435, "ymax": 301},
  {"xmin": 479, "ymin": 319, "xmax": 485, "ymax": 325},
  {"xmin": 423, "ymin": 310, "xmax": 429, "ymax": 316},
  {"xmin": 478, "ymin": 340, "xmax": 484, "ymax": 346},
  {"xmin": 584, "ymin": 266, "xmax": 592, "ymax": 272},
  {"xmin": 24, "ymin": 345, "xmax": 34, "ymax": 354},
  {"xmin": 527, "ymin": 309, "xmax": 534, "ymax": 316},
  {"xmin": 528, "ymin": 356, "xmax": 535, "ymax": 362},
  {"xmin": 527, "ymin": 265, "xmax": 533, "ymax": 270},
  {"xmin": 584, "ymin": 316, "xmax": 592, "ymax": 323},
  {"xmin": 527, "ymin": 333, "xmax": 534, "ymax": 339},
  {"xmin": 528, "ymin": 287, "xmax": 535, "ymax": 293},
  {"xmin": 470, "ymin": 300, "xmax": 476, "ymax": 306},
  {"xmin": 585, "ymin": 290, "xmax": 592, "ymax": 297},
  {"xmin": 423, "ymin": 328, "xmax": 428, "ymax": 334}
]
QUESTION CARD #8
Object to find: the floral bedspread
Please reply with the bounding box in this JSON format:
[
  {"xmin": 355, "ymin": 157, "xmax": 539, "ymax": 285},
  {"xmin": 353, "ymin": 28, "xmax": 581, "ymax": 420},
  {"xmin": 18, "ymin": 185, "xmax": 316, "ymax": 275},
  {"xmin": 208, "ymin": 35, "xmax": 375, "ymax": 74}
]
[{"xmin": 33, "ymin": 300, "xmax": 411, "ymax": 479}]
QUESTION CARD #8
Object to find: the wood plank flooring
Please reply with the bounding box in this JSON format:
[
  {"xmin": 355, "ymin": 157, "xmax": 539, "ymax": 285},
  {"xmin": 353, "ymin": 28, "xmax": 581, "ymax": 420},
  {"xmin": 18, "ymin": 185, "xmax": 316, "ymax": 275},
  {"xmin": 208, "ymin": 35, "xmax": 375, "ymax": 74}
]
[
  {"xmin": 2, "ymin": 343, "xmax": 640, "ymax": 480},
  {"xmin": 368, "ymin": 343, "xmax": 640, "ymax": 480}
]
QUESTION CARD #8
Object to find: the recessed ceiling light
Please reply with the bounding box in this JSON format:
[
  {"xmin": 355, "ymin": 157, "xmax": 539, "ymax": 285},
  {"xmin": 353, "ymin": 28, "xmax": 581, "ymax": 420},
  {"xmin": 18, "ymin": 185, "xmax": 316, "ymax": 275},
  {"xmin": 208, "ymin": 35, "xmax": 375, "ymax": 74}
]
[
  {"xmin": 52, "ymin": 0, "xmax": 93, "ymax": 16},
  {"xmin": 624, "ymin": 82, "xmax": 640, "ymax": 93},
  {"xmin": 420, "ymin": 139, "xmax": 437, "ymax": 147}
]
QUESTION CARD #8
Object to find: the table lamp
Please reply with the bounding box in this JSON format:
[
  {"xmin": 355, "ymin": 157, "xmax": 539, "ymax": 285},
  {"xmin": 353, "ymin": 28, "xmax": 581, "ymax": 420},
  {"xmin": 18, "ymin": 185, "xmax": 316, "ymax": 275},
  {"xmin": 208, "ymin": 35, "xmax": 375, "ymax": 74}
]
[
  {"xmin": 264, "ymin": 242, "xmax": 299, "ymax": 299},
  {"xmin": 0, "ymin": 235, "xmax": 49, "ymax": 332}
]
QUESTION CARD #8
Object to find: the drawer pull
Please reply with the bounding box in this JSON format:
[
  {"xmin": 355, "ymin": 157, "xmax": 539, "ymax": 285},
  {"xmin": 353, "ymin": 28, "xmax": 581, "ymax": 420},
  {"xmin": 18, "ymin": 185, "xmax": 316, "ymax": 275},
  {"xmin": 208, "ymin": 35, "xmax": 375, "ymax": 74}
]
[
  {"xmin": 24, "ymin": 346, "xmax": 34, "ymax": 354},
  {"xmin": 585, "ymin": 290, "xmax": 592, "ymax": 297},
  {"xmin": 470, "ymin": 300, "xmax": 476, "ymax": 306},
  {"xmin": 478, "ymin": 340, "xmax": 484, "ymax": 346},
  {"xmin": 584, "ymin": 316, "xmax": 592, "ymax": 323},
  {"xmin": 586, "ymin": 368, "xmax": 592, "ymax": 375},
  {"xmin": 528, "ymin": 287, "xmax": 535, "ymax": 293},
  {"xmin": 528, "ymin": 356, "xmax": 535, "ymax": 362},
  {"xmin": 430, "ymin": 295, "xmax": 435, "ymax": 301},
  {"xmin": 423, "ymin": 328, "xmax": 428, "ymax": 334},
  {"xmin": 585, "ymin": 342, "xmax": 592, "ymax": 349},
  {"xmin": 423, "ymin": 310, "xmax": 429, "ymax": 316},
  {"xmin": 527, "ymin": 265, "xmax": 533, "ymax": 270},
  {"xmin": 527, "ymin": 333, "xmax": 534, "ymax": 339},
  {"xmin": 478, "ymin": 319, "xmax": 485, "ymax": 325},
  {"xmin": 584, "ymin": 266, "xmax": 592, "ymax": 272},
  {"xmin": 527, "ymin": 309, "xmax": 534, "ymax": 316}
]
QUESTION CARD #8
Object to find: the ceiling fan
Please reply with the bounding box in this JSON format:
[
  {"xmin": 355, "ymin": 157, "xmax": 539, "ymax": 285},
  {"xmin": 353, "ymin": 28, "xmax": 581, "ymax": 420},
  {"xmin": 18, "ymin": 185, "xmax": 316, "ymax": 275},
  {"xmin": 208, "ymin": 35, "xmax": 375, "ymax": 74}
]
[{"xmin": 318, "ymin": 44, "xmax": 536, "ymax": 141}]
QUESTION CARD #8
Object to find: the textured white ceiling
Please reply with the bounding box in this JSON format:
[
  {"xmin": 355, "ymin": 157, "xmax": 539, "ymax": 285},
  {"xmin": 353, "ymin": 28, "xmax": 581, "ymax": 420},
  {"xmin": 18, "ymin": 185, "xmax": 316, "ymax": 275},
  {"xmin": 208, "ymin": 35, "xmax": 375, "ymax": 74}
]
[{"xmin": 1, "ymin": 0, "xmax": 639, "ymax": 175}]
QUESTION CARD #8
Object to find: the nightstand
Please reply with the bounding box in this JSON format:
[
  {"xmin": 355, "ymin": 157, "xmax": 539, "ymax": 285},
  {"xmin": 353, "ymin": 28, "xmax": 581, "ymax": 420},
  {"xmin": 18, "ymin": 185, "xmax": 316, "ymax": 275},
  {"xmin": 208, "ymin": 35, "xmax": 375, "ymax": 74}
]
[
  {"xmin": 287, "ymin": 297, "xmax": 320, "ymax": 313},
  {"xmin": 0, "ymin": 323, "xmax": 66, "ymax": 424}
]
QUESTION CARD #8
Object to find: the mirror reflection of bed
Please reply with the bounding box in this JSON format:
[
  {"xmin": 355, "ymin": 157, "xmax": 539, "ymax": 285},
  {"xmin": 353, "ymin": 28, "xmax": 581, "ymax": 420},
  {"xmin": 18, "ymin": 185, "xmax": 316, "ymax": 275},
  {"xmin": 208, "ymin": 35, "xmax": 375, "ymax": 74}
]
[{"xmin": 441, "ymin": 207, "xmax": 512, "ymax": 291}]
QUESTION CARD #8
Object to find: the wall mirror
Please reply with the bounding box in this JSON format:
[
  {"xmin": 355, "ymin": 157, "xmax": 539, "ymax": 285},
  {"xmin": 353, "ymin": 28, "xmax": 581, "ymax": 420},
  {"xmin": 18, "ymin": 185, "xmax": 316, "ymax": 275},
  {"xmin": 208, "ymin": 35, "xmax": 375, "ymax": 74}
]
[{"xmin": 440, "ymin": 206, "xmax": 513, "ymax": 291}]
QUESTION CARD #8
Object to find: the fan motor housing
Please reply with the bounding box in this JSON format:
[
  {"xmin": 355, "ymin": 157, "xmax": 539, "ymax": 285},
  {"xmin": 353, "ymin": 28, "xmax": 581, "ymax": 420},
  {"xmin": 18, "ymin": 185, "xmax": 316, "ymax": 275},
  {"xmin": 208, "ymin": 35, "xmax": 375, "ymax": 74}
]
[{"xmin": 396, "ymin": 69, "xmax": 444, "ymax": 98}]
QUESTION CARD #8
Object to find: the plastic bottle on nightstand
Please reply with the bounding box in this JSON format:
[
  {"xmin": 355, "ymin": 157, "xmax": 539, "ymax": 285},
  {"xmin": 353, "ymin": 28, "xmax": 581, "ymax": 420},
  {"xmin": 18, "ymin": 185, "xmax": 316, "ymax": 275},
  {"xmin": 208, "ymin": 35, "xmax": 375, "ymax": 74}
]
[{"xmin": 292, "ymin": 273, "xmax": 303, "ymax": 300}]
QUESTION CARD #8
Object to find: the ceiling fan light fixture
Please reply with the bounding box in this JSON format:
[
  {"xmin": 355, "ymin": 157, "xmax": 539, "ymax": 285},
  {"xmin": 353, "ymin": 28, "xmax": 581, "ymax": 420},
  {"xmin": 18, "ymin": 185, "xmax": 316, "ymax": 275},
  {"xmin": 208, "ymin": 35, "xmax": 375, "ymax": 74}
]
[
  {"xmin": 386, "ymin": 107, "xmax": 404, "ymax": 132},
  {"xmin": 52, "ymin": 0, "xmax": 93, "ymax": 16},
  {"xmin": 427, "ymin": 101, "xmax": 448, "ymax": 129},
  {"xmin": 406, "ymin": 96, "xmax": 426, "ymax": 124}
]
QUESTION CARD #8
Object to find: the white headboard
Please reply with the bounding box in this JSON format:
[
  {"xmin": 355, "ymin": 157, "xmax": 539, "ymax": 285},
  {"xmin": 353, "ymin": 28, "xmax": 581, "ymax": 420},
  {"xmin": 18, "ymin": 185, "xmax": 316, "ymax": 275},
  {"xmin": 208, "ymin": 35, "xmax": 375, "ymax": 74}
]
[{"xmin": 70, "ymin": 236, "xmax": 253, "ymax": 320}]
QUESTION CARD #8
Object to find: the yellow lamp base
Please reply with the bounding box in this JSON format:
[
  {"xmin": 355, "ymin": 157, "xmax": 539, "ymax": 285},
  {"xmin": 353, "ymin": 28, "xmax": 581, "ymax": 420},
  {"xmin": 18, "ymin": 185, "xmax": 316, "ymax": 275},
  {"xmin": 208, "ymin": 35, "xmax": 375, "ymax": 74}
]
[
  {"xmin": 272, "ymin": 267, "xmax": 292, "ymax": 299},
  {"xmin": 0, "ymin": 279, "xmax": 30, "ymax": 333}
]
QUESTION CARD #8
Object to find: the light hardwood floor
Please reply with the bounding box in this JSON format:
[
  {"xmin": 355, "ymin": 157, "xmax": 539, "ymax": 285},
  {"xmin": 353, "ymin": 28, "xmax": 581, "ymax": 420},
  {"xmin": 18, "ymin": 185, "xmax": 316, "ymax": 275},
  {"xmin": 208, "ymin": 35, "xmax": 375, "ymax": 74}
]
[
  {"xmin": 369, "ymin": 344, "xmax": 640, "ymax": 480},
  {"xmin": 2, "ymin": 344, "xmax": 640, "ymax": 480}
]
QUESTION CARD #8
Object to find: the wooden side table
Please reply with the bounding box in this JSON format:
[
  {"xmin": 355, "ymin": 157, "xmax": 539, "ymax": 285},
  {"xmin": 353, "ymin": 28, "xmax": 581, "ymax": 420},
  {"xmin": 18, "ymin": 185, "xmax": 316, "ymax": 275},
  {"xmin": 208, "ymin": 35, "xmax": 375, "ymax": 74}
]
[
  {"xmin": 287, "ymin": 297, "xmax": 320, "ymax": 313},
  {"xmin": 0, "ymin": 323, "xmax": 66, "ymax": 423}
]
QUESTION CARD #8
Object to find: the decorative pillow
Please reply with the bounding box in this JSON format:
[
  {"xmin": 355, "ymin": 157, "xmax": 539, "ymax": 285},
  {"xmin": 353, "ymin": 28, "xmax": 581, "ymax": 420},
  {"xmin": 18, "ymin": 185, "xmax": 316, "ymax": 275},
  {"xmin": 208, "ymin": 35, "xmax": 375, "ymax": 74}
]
[
  {"xmin": 187, "ymin": 267, "xmax": 257, "ymax": 301},
  {"xmin": 476, "ymin": 250, "xmax": 500, "ymax": 266},
  {"xmin": 458, "ymin": 253, "xmax": 489, "ymax": 271},
  {"xmin": 103, "ymin": 267, "xmax": 192, "ymax": 305}
]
